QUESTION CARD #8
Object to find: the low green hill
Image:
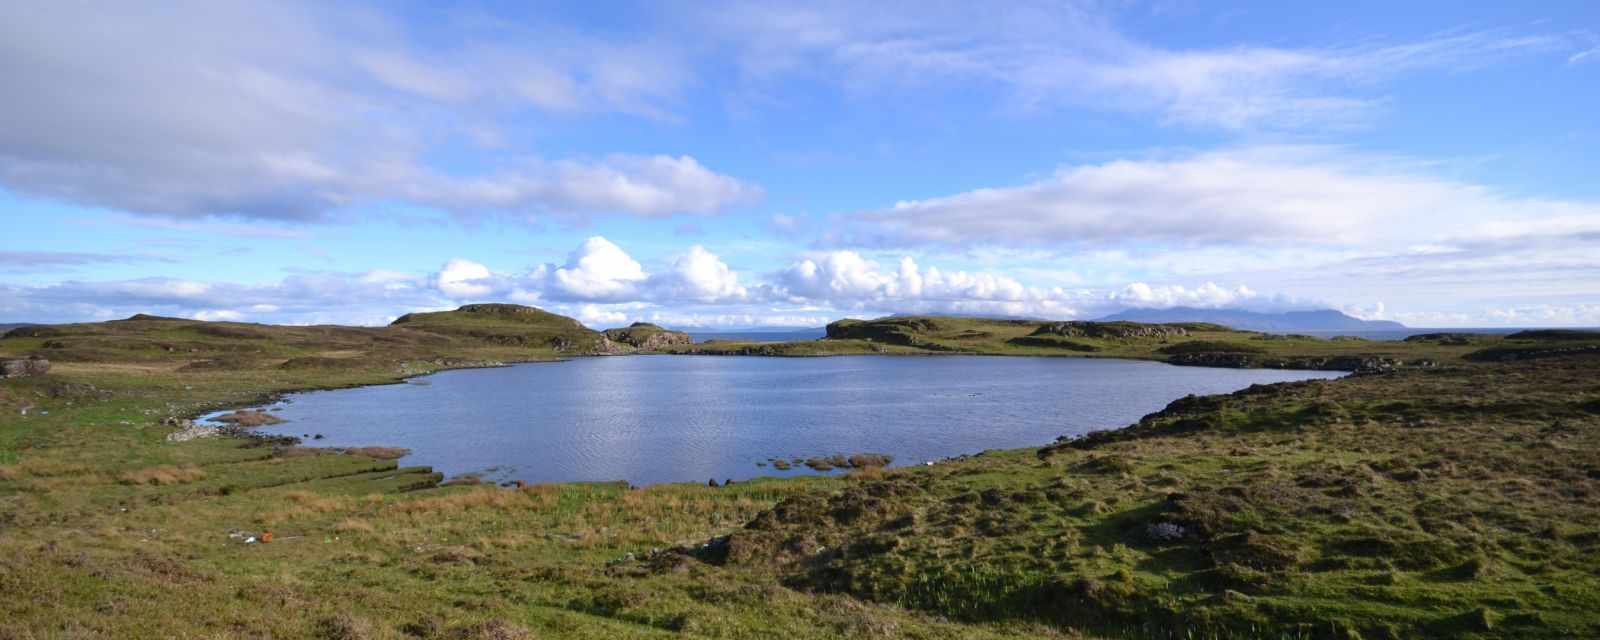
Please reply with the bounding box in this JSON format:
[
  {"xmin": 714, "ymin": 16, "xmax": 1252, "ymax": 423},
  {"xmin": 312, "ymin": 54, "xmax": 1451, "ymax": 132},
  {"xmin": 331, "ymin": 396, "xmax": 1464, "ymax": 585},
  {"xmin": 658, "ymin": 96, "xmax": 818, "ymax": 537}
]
[
  {"xmin": 677, "ymin": 315, "xmax": 1475, "ymax": 371},
  {"xmin": 390, "ymin": 303, "xmax": 607, "ymax": 352}
]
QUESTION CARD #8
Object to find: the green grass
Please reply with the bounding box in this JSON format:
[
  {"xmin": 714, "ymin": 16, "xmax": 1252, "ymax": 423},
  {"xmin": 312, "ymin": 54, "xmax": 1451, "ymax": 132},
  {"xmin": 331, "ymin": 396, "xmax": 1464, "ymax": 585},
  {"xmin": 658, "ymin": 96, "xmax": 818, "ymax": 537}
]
[
  {"xmin": 2, "ymin": 308, "xmax": 1599, "ymax": 637},
  {"xmin": 668, "ymin": 316, "xmax": 1486, "ymax": 371}
]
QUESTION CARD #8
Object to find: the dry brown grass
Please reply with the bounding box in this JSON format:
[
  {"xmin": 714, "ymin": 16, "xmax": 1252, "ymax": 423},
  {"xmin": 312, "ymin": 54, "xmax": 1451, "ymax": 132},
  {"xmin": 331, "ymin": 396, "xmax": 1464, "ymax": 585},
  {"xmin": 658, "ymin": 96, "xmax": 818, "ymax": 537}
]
[
  {"xmin": 388, "ymin": 487, "xmax": 553, "ymax": 516},
  {"xmin": 283, "ymin": 490, "xmax": 346, "ymax": 512},
  {"xmin": 117, "ymin": 465, "xmax": 207, "ymax": 486},
  {"xmin": 258, "ymin": 490, "xmax": 353, "ymax": 523},
  {"xmin": 47, "ymin": 361, "xmax": 182, "ymax": 375}
]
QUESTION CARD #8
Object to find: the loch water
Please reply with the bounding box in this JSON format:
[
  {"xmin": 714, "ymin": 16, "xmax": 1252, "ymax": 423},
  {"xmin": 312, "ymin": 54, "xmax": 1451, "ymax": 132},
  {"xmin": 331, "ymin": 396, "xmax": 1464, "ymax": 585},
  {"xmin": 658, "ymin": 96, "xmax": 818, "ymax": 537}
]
[{"xmin": 250, "ymin": 355, "xmax": 1342, "ymax": 485}]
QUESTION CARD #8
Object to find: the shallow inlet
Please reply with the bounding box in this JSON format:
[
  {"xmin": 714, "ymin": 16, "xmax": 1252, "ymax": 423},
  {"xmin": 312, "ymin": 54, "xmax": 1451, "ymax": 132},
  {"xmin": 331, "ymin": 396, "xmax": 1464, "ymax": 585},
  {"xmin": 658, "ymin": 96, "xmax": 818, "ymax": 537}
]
[{"xmin": 246, "ymin": 355, "xmax": 1341, "ymax": 485}]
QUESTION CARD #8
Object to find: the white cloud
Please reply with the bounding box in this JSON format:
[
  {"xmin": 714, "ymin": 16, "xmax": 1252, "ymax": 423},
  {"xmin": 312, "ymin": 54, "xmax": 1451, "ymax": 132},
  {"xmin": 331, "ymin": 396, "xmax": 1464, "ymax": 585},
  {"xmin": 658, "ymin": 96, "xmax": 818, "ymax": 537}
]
[
  {"xmin": 648, "ymin": 246, "xmax": 748, "ymax": 302},
  {"xmin": 1110, "ymin": 282, "xmax": 1259, "ymax": 309},
  {"xmin": 0, "ymin": 3, "xmax": 751, "ymax": 221},
  {"xmin": 575, "ymin": 304, "xmax": 629, "ymax": 327},
  {"xmin": 0, "ymin": 269, "xmax": 454, "ymax": 327},
  {"xmin": 4, "ymin": 233, "xmax": 1592, "ymax": 329},
  {"xmin": 542, "ymin": 237, "xmax": 649, "ymax": 301},
  {"xmin": 192, "ymin": 309, "xmax": 246, "ymax": 322},
  {"xmin": 538, "ymin": 155, "xmax": 757, "ymax": 217},
  {"xmin": 435, "ymin": 259, "xmax": 495, "ymax": 299},
  {"xmin": 835, "ymin": 147, "xmax": 1600, "ymax": 251},
  {"xmin": 699, "ymin": 3, "xmax": 1568, "ymax": 129},
  {"xmin": 773, "ymin": 250, "xmax": 1081, "ymax": 318}
]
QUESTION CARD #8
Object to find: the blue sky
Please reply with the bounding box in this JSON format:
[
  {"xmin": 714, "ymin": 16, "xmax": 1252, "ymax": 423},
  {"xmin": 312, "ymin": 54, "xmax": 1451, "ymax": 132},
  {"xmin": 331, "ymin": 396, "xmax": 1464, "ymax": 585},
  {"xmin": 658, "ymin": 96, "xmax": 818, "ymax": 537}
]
[{"xmin": 2, "ymin": 1, "xmax": 1598, "ymax": 328}]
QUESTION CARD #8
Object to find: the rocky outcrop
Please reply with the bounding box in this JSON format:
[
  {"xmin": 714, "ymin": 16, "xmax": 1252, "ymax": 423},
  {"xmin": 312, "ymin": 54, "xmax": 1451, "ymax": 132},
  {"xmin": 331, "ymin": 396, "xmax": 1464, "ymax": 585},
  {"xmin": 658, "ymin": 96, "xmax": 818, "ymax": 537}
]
[
  {"xmin": 1029, "ymin": 321, "xmax": 1189, "ymax": 340},
  {"xmin": 592, "ymin": 336, "xmax": 629, "ymax": 355},
  {"xmin": 602, "ymin": 323, "xmax": 692, "ymax": 351},
  {"xmin": 163, "ymin": 417, "xmax": 220, "ymax": 442},
  {"xmin": 0, "ymin": 356, "xmax": 50, "ymax": 378}
]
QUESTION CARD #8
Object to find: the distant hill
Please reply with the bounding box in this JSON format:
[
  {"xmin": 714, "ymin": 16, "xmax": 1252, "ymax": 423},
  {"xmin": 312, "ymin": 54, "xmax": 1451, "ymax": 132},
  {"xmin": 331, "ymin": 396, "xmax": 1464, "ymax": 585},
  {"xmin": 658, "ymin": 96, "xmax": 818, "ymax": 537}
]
[
  {"xmin": 1096, "ymin": 307, "xmax": 1406, "ymax": 332},
  {"xmin": 0, "ymin": 323, "xmax": 41, "ymax": 333}
]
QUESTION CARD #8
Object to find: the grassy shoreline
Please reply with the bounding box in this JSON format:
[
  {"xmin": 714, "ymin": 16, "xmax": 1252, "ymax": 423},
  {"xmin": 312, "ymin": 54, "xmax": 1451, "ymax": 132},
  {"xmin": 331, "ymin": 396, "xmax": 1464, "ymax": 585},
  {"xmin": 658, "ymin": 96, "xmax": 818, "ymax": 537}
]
[{"xmin": 3, "ymin": 309, "xmax": 1598, "ymax": 638}]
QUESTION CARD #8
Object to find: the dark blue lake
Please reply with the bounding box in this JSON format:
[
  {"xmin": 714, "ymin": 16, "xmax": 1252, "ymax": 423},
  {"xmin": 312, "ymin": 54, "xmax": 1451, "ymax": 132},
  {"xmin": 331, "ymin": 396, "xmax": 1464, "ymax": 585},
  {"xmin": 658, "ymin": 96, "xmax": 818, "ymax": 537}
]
[{"xmin": 250, "ymin": 356, "xmax": 1340, "ymax": 485}]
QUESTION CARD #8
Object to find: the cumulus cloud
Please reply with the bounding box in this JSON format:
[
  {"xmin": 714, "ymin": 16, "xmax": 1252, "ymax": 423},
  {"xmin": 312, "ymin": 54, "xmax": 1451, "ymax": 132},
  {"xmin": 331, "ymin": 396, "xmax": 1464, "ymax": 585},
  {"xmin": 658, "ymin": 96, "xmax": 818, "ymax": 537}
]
[
  {"xmin": 435, "ymin": 259, "xmax": 496, "ymax": 299},
  {"xmin": 531, "ymin": 237, "xmax": 649, "ymax": 301},
  {"xmin": 648, "ymin": 246, "xmax": 748, "ymax": 302},
  {"xmin": 574, "ymin": 304, "xmax": 630, "ymax": 327},
  {"xmin": 773, "ymin": 251, "xmax": 1080, "ymax": 318},
  {"xmin": 5, "ymin": 234, "xmax": 1592, "ymax": 329},
  {"xmin": 0, "ymin": 2, "xmax": 753, "ymax": 221}
]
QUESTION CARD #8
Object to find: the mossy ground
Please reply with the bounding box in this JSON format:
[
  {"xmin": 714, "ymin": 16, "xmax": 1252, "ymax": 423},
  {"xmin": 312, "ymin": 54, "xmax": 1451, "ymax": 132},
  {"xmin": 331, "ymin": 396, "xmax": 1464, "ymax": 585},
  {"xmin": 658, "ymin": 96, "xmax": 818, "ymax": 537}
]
[{"xmin": 2, "ymin": 311, "xmax": 1598, "ymax": 638}]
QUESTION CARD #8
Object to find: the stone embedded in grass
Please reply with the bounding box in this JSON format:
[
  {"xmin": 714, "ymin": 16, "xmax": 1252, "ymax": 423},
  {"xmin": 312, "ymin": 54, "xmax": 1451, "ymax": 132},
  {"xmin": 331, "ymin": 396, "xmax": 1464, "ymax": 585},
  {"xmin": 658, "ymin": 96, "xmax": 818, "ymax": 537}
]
[
  {"xmin": 846, "ymin": 453, "xmax": 893, "ymax": 468},
  {"xmin": 0, "ymin": 356, "xmax": 50, "ymax": 378},
  {"xmin": 1142, "ymin": 522, "xmax": 1187, "ymax": 543},
  {"xmin": 799, "ymin": 453, "xmax": 894, "ymax": 472},
  {"xmin": 211, "ymin": 409, "xmax": 285, "ymax": 427},
  {"xmin": 803, "ymin": 457, "xmax": 835, "ymax": 471}
]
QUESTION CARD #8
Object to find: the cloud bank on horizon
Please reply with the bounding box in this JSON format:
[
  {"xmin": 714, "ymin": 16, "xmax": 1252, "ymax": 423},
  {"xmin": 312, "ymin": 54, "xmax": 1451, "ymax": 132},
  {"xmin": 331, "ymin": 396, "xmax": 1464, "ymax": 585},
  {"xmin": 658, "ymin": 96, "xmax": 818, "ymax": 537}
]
[{"xmin": 1, "ymin": 1, "xmax": 1597, "ymax": 328}]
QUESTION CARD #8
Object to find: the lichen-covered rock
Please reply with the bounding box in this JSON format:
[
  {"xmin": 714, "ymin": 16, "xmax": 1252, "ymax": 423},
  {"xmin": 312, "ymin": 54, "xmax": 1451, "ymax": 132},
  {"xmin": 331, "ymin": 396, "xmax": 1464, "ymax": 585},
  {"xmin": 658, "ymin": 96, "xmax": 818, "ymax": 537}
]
[{"xmin": 0, "ymin": 357, "xmax": 49, "ymax": 378}]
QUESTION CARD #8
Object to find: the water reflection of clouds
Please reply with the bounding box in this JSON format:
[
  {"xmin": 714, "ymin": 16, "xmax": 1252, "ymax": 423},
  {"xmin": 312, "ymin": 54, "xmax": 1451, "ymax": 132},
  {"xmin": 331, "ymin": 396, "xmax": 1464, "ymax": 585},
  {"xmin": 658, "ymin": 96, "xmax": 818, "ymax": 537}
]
[{"xmin": 254, "ymin": 356, "xmax": 1341, "ymax": 486}]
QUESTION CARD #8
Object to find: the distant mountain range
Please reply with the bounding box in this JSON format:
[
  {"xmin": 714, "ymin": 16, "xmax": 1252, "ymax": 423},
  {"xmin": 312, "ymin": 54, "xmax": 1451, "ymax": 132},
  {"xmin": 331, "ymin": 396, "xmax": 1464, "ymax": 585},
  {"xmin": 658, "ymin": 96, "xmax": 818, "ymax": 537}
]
[
  {"xmin": 0, "ymin": 323, "xmax": 40, "ymax": 333},
  {"xmin": 1096, "ymin": 307, "xmax": 1406, "ymax": 332}
]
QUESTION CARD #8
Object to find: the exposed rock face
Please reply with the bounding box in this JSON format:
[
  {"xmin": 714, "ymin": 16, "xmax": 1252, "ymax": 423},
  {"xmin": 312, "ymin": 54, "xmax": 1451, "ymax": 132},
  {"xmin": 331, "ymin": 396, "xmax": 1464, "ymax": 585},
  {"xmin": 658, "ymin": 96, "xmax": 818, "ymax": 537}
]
[
  {"xmin": 592, "ymin": 336, "xmax": 629, "ymax": 355},
  {"xmin": 1030, "ymin": 322, "xmax": 1189, "ymax": 340},
  {"xmin": 0, "ymin": 357, "xmax": 50, "ymax": 378},
  {"xmin": 602, "ymin": 323, "xmax": 692, "ymax": 351}
]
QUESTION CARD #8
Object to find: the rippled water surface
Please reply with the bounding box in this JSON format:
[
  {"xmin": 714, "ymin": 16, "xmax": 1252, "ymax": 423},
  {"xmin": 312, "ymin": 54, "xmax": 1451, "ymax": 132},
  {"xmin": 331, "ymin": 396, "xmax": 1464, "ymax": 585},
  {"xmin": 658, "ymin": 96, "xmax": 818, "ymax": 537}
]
[{"xmin": 255, "ymin": 356, "xmax": 1340, "ymax": 485}]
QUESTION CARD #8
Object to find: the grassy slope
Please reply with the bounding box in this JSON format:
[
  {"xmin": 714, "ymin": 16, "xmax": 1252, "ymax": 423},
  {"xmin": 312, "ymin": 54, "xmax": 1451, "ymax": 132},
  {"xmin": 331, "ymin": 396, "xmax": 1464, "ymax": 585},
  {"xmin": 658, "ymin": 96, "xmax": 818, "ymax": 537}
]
[
  {"xmin": 666, "ymin": 316, "xmax": 1476, "ymax": 369},
  {"xmin": 2, "ymin": 309, "xmax": 1598, "ymax": 638}
]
